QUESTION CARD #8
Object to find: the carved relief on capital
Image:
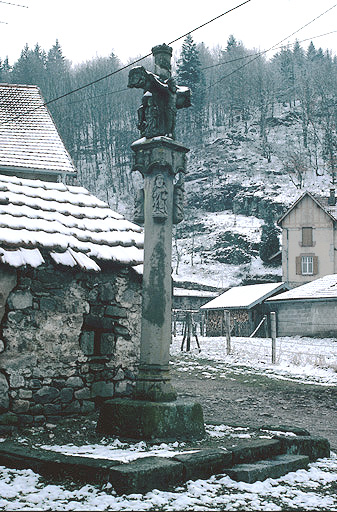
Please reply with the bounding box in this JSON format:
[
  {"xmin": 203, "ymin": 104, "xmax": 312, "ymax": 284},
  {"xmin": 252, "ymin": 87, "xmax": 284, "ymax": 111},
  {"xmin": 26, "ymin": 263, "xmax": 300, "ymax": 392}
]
[
  {"xmin": 134, "ymin": 188, "xmax": 144, "ymax": 224},
  {"xmin": 152, "ymin": 174, "xmax": 168, "ymax": 221}
]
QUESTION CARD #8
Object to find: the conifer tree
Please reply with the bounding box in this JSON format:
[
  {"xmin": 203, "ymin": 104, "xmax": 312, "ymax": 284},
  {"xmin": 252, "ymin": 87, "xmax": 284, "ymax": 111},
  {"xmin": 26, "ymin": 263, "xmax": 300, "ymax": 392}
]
[
  {"xmin": 176, "ymin": 33, "xmax": 204, "ymax": 141},
  {"xmin": 259, "ymin": 214, "xmax": 280, "ymax": 264}
]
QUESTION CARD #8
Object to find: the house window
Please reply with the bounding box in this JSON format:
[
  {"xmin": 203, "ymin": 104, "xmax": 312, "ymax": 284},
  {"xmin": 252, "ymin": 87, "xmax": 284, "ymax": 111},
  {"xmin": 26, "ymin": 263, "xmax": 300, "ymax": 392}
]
[
  {"xmin": 301, "ymin": 255, "xmax": 313, "ymax": 275},
  {"xmin": 296, "ymin": 254, "xmax": 318, "ymax": 275},
  {"xmin": 301, "ymin": 227, "xmax": 313, "ymax": 247}
]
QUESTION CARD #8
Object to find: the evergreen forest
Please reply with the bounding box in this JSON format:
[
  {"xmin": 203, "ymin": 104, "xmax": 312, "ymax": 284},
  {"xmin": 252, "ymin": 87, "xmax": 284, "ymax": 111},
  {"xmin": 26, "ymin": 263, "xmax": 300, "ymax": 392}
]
[{"xmin": 1, "ymin": 35, "xmax": 337, "ymax": 217}]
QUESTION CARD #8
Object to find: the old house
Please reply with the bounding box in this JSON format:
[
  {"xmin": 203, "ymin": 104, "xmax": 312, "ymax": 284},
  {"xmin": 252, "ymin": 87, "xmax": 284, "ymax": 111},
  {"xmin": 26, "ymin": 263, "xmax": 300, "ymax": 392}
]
[
  {"xmin": 278, "ymin": 190, "xmax": 337, "ymax": 288},
  {"xmin": 200, "ymin": 282, "xmax": 287, "ymax": 337},
  {"xmin": 0, "ymin": 84, "xmax": 143, "ymax": 427},
  {"xmin": 266, "ymin": 274, "xmax": 337, "ymax": 337}
]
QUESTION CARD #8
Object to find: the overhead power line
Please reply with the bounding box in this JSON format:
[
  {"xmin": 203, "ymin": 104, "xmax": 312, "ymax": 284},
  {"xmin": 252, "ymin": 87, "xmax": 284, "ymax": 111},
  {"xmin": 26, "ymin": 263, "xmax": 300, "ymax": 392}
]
[
  {"xmin": 207, "ymin": 2, "xmax": 337, "ymax": 89},
  {"xmin": 0, "ymin": 0, "xmax": 252, "ymax": 126},
  {"xmin": 0, "ymin": 0, "xmax": 28, "ymax": 7},
  {"xmin": 202, "ymin": 30, "xmax": 337, "ymax": 72}
]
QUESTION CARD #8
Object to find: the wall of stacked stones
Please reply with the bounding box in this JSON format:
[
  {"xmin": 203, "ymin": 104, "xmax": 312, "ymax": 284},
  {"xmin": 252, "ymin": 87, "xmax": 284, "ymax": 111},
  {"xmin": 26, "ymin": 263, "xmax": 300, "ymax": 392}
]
[{"xmin": 0, "ymin": 263, "xmax": 141, "ymax": 428}]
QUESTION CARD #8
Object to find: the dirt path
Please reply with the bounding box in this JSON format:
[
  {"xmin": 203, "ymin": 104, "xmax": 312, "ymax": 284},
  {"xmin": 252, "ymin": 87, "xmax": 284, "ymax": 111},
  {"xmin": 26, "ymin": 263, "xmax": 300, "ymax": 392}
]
[{"xmin": 171, "ymin": 361, "xmax": 337, "ymax": 450}]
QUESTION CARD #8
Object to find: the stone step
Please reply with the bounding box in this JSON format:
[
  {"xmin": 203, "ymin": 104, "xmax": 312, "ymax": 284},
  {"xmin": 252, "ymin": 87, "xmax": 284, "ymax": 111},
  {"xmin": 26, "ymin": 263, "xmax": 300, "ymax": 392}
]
[{"xmin": 224, "ymin": 454, "xmax": 310, "ymax": 483}]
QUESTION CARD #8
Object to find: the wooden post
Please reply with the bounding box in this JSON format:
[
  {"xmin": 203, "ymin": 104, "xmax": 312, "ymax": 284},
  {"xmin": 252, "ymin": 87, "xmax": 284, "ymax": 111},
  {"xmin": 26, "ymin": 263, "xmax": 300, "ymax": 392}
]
[
  {"xmin": 173, "ymin": 312, "xmax": 177, "ymax": 337},
  {"xmin": 186, "ymin": 312, "xmax": 191, "ymax": 352},
  {"xmin": 271, "ymin": 311, "xmax": 276, "ymax": 364},
  {"xmin": 225, "ymin": 310, "xmax": 231, "ymax": 355},
  {"xmin": 200, "ymin": 312, "xmax": 204, "ymax": 337}
]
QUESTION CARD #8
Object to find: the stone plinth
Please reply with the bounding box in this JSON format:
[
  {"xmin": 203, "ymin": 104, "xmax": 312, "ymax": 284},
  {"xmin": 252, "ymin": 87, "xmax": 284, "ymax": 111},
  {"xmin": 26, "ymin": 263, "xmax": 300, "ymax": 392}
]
[{"xmin": 97, "ymin": 398, "xmax": 205, "ymax": 441}]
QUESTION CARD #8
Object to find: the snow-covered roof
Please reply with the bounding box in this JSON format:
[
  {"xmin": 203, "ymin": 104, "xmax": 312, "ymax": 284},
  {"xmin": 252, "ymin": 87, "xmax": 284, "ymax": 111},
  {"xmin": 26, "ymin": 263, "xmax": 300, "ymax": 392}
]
[
  {"xmin": 0, "ymin": 174, "xmax": 143, "ymax": 271},
  {"xmin": 267, "ymin": 274, "xmax": 337, "ymax": 302},
  {"xmin": 173, "ymin": 288, "xmax": 218, "ymax": 298},
  {"xmin": 0, "ymin": 84, "xmax": 76, "ymax": 177},
  {"xmin": 201, "ymin": 282, "xmax": 286, "ymax": 310}
]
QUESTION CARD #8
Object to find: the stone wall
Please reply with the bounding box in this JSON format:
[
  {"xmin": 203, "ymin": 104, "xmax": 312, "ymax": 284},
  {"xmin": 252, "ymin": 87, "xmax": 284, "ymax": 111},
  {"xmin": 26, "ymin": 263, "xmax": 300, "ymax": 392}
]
[
  {"xmin": 0, "ymin": 262, "xmax": 141, "ymax": 427},
  {"xmin": 265, "ymin": 300, "xmax": 337, "ymax": 337}
]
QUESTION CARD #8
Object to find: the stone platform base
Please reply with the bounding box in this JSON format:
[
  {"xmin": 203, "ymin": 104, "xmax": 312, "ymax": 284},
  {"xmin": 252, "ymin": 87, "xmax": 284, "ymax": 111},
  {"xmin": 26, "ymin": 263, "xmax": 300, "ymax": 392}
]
[
  {"xmin": 97, "ymin": 398, "xmax": 205, "ymax": 441},
  {"xmin": 0, "ymin": 434, "xmax": 330, "ymax": 494}
]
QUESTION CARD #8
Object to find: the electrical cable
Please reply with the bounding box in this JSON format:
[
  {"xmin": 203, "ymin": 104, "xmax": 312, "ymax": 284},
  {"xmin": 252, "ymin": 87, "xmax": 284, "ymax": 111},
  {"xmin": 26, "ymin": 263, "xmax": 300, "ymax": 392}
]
[
  {"xmin": 202, "ymin": 30, "xmax": 337, "ymax": 72},
  {"xmin": 0, "ymin": 0, "xmax": 252, "ymax": 126},
  {"xmin": 0, "ymin": 0, "xmax": 27, "ymax": 6},
  {"xmin": 206, "ymin": 2, "xmax": 337, "ymax": 89}
]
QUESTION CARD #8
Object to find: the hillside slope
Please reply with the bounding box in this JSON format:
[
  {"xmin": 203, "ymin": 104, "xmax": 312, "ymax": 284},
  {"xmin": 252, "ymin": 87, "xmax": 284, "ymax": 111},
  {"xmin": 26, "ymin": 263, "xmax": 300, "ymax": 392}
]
[{"xmin": 171, "ymin": 102, "xmax": 332, "ymax": 289}]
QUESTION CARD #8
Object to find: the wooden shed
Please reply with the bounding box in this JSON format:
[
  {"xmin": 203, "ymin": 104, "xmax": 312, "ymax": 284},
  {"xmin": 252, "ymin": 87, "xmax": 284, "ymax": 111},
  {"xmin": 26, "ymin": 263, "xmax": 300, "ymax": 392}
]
[{"xmin": 201, "ymin": 282, "xmax": 287, "ymax": 337}]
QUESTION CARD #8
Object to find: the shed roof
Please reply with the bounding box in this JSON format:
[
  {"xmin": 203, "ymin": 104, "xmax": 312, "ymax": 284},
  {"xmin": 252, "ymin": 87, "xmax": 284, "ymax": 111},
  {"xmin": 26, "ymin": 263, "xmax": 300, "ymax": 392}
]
[
  {"xmin": 267, "ymin": 274, "xmax": 337, "ymax": 302},
  {"xmin": 0, "ymin": 174, "xmax": 143, "ymax": 271},
  {"xmin": 201, "ymin": 282, "xmax": 286, "ymax": 310},
  {"xmin": 0, "ymin": 84, "xmax": 76, "ymax": 177}
]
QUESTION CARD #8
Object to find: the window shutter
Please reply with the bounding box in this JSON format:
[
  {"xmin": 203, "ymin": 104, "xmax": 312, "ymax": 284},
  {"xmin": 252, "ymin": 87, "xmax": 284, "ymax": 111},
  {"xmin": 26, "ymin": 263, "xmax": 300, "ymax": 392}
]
[
  {"xmin": 296, "ymin": 256, "xmax": 301, "ymax": 274},
  {"xmin": 313, "ymin": 256, "xmax": 318, "ymax": 275},
  {"xmin": 302, "ymin": 227, "xmax": 313, "ymax": 247}
]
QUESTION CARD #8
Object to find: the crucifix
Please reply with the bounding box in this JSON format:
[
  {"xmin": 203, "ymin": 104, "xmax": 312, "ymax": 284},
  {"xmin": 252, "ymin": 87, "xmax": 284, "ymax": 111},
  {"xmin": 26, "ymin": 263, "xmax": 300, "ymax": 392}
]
[{"xmin": 98, "ymin": 44, "xmax": 204, "ymax": 440}]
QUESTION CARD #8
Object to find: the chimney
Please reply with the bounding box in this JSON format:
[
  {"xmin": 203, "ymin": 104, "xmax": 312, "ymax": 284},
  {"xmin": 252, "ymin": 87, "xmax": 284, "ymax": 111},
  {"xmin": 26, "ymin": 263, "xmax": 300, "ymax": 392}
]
[{"xmin": 328, "ymin": 188, "xmax": 336, "ymax": 206}]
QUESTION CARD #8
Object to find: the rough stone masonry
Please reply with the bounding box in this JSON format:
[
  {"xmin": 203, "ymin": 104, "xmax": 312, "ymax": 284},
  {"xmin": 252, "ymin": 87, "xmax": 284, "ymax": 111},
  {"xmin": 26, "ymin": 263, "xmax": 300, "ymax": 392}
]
[{"xmin": 0, "ymin": 262, "xmax": 141, "ymax": 429}]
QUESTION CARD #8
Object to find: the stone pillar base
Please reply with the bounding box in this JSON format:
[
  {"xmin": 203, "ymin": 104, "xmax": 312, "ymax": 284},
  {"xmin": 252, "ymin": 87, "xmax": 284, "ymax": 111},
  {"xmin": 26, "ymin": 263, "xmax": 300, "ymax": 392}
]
[
  {"xmin": 134, "ymin": 365, "xmax": 177, "ymax": 402},
  {"xmin": 97, "ymin": 398, "xmax": 205, "ymax": 441}
]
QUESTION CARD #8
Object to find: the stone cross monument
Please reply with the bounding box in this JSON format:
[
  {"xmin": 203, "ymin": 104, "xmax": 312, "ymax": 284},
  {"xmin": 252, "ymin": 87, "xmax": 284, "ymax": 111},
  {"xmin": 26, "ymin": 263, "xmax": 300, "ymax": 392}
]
[{"xmin": 98, "ymin": 44, "xmax": 205, "ymax": 440}]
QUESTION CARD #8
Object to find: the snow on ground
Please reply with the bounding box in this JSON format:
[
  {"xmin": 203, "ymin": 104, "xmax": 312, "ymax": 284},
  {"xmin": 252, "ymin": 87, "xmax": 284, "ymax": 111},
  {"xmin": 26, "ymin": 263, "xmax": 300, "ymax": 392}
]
[
  {"xmin": 171, "ymin": 335, "xmax": 337, "ymax": 387},
  {"xmin": 0, "ymin": 454, "xmax": 336, "ymax": 510},
  {"xmin": 0, "ymin": 334, "xmax": 337, "ymax": 509}
]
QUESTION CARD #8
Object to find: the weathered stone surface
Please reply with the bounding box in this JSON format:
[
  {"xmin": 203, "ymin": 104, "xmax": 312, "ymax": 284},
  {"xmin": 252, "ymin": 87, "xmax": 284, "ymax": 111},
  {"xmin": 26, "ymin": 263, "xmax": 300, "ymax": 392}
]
[
  {"xmin": 224, "ymin": 454, "xmax": 309, "ymax": 483},
  {"xmin": 9, "ymin": 372, "xmax": 25, "ymax": 388},
  {"xmin": 91, "ymin": 381, "xmax": 114, "ymax": 398},
  {"xmin": 74, "ymin": 388, "xmax": 91, "ymax": 400},
  {"xmin": 109, "ymin": 456, "xmax": 183, "ymax": 494},
  {"xmin": 65, "ymin": 377, "xmax": 83, "ymax": 389},
  {"xmin": 231, "ymin": 439, "xmax": 281, "ymax": 465},
  {"xmin": 105, "ymin": 305, "xmax": 127, "ymax": 318},
  {"xmin": 0, "ymin": 268, "xmax": 17, "ymax": 323},
  {"xmin": 0, "ymin": 441, "xmax": 122, "ymax": 483},
  {"xmin": 81, "ymin": 400, "xmax": 95, "ymax": 413},
  {"xmin": 261, "ymin": 425, "xmax": 310, "ymax": 436},
  {"xmin": 79, "ymin": 331, "xmax": 95, "ymax": 355},
  {"xmin": 274, "ymin": 435, "xmax": 330, "ymax": 461},
  {"xmin": 98, "ymin": 283, "xmax": 116, "ymax": 303},
  {"xmin": 18, "ymin": 389, "xmax": 32, "ymax": 399},
  {"xmin": 0, "ymin": 412, "xmax": 18, "ymax": 425},
  {"xmin": 0, "ymin": 373, "xmax": 9, "ymax": 411},
  {"xmin": 60, "ymin": 388, "xmax": 73, "ymax": 403},
  {"xmin": 62, "ymin": 401, "xmax": 81, "ymax": 414},
  {"xmin": 43, "ymin": 404, "xmax": 61, "ymax": 415},
  {"xmin": 12, "ymin": 400, "xmax": 30, "ymax": 413},
  {"xmin": 34, "ymin": 386, "xmax": 60, "ymax": 404},
  {"xmin": 100, "ymin": 333, "xmax": 115, "ymax": 355},
  {"xmin": 97, "ymin": 398, "xmax": 205, "ymax": 441},
  {"xmin": 0, "ymin": 339, "xmax": 4, "ymax": 353},
  {"xmin": 173, "ymin": 449, "xmax": 232, "ymax": 481},
  {"xmin": 18, "ymin": 414, "xmax": 33, "ymax": 425},
  {"xmin": 0, "ymin": 264, "xmax": 141, "ymax": 420},
  {"xmin": 8, "ymin": 290, "xmax": 33, "ymax": 310},
  {"xmin": 34, "ymin": 415, "xmax": 46, "ymax": 426}
]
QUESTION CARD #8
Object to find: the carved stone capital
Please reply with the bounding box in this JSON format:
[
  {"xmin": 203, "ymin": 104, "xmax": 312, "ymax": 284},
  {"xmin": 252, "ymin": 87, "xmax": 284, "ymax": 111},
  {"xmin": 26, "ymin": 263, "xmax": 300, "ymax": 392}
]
[{"xmin": 131, "ymin": 136, "xmax": 189, "ymax": 176}]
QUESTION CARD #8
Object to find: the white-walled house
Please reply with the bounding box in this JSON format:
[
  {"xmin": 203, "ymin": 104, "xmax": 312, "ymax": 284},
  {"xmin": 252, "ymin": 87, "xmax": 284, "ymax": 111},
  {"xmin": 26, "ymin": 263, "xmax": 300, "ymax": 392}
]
[{"xmin": 278, "ymin": 190, "xmax": 337, "ymax": 288}]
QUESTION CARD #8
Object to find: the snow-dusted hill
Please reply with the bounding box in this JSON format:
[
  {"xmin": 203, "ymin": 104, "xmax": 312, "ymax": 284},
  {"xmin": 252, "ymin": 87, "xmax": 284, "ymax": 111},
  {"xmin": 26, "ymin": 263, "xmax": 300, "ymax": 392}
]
[{"xmin": 171, "ymin": 102, "xmax": 333, "ymax": 289}]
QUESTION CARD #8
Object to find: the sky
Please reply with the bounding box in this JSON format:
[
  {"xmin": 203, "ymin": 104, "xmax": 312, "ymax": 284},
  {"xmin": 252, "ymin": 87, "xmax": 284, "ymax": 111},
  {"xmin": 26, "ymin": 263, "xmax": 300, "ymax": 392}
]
[{"xmin": 0, "ymin": 0, "xmax": 337, "ymax": 66}]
